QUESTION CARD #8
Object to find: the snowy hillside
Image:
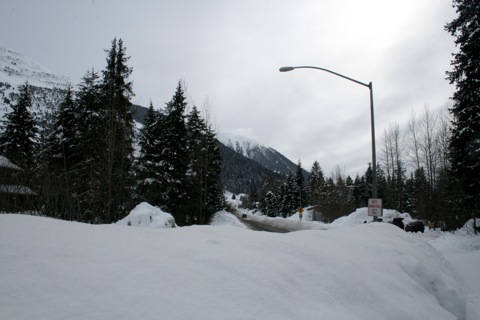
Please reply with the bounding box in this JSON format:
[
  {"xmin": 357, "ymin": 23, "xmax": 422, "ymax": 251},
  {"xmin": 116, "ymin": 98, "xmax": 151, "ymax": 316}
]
[
  {"xmin": 1, "ymin": 211, "xmax": 479, "ymax": 320},
  {"xmin": 0, "ymin": 42, "xmax": 72, "ymax": 129},
  {"xmin": 218, "ymin": 132, "xmax": 301, "ymax": 175},
  {"xmin": 0, "ymin": 42, "xmax": 70, "ymax": 89},
  {"xmin": 218, "ymin": 132, "xmax": 265, "ymax": 158}
]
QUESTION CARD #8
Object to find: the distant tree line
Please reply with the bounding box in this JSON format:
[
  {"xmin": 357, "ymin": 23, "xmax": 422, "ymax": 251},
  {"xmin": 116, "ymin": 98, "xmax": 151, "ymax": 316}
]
[
  {"xmin": 246, "ymin": 105, "xmax": 469, "ymax": 230},
  {"xmin": 0, "ymin": 38, "xmax": 224, "ymax": 225}
]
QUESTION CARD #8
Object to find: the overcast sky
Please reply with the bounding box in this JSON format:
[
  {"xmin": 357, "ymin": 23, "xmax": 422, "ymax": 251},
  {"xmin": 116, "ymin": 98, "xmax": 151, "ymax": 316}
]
[{"xmin": 0, "ymin": 0, "xmax": 457, "ymax": 177}]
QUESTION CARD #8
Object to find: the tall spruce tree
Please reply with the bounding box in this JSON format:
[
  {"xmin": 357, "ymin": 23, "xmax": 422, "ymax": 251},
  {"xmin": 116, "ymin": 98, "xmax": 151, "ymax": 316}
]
[
  {"xmin": 185, "ymin": 105, "xmax": 207, "ymax": 223},
  {"xmin": 0, "ymin": 82, "xmax": 38, "ymax": 177},
  {"xmin": 74, "ymin": 69, "xmax": 104, "ymax": 222},
  {"xmin": 99, "ymin": 38, "xmax": 135, "ymax": 223},
  {"xmin": 308, "ymin": 161, "xmax": 325, "ymax": 206},
  {"xmin": 160, "ymin": 81, "xmax": 189, "ymax": 224},
  {"xmin": 295, "ymin": 160, "xmax": 307, "ymax": 207},
  {"xmin": 185, "ymin": 105, "xmax": 224, "ymax": 224},
  {"xmin": 445, "ymin": 0, "xmax": 480, "ymax": 227},
  {"xmin": 202, "ymin": 123, "xmax": 224, "ymax": 219}
]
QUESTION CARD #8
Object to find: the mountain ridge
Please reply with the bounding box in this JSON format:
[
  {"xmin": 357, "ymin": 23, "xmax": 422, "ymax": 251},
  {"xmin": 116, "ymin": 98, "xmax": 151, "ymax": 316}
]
[
  {"xmin": 0, "ymin": 42, "xmax": 71, "ymax": 90},
  {"xmin": 217, "ymin": 132, "xmax": 302, "ymax": 176}
]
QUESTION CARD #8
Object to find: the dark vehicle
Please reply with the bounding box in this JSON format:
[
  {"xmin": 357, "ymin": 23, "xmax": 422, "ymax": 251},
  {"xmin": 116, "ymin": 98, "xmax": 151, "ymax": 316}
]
[
  {"xmin": 390, "ymin": 217, "xmax": 404, "ymax": 229},
  {"xmin": 405, "ymin": 221, "xmax": 425, "ymax": 233}
]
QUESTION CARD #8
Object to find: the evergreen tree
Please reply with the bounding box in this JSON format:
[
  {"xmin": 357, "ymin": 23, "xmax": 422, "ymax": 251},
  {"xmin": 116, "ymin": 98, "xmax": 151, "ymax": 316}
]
[
  {"xmin": 279, "ymin": 172, "xmax": 296, "ymax": 217},
  {"xmin": 334, "ymin": 174, "xmax": 346, "ymax": 217},
  {"xmin": 391, "ymin": 161, "xmax": 406, "ymax": 211},
  {"xmin": 138, "ymin": 102, "xmax": 161, "ymax": 166},
  {"xmin": 436, "ymin": 168, "xmax": 466, "ymax": 230},
  {"xmin": 413, "ymin": 167, "xmax": 429, "ymax": 220},
  {"xmin": 159, "ymin": 81, "xmax": 189, "ymax": 224},
  {"xmin": 363, "ymin": 163, "xmax": 374, "ymax": 205},
  {"xmin": 136, "ymin": 93, "xmax": 225, "ymax": 226},
  {"xmin": 323, "ymin": 177, "xmax": 336, "ymax": 216},
  {"xmin": 345, "ymin": 175, "xmax": 355, "ymax": 213},
  {"xmin": 99, "ymin": 38, "xmax": 135, "ymax": 223},
  {"xmin": 262, "ymin": 191, "xmax": 278, "ymax": 217},
  {"xmin": 53, "ymin": 86, "xmax": 77, "ymax": 167},
  {"xmin": 74, "ymin": 69, "xmax": 104, "ymax": 222},
  {"xmin": 404, "ymin": 173, "xmax": 416, "ymax": 214},
  {"xmin": 308, "ymin": 161, "xmax": 325, "ymax": 206},
  {"xmin": 353, "ymin": 174, "xmax": 365, "ymax": 208},
  {"xmin": 376, "ymin": 165, "xmax": 388, "ymax": 205},
  {"xmin": 0, "ymin": 82, "xmax": 38, "ymax": 177},
  {"xmin": 258, "ymin": 177, "xmax": 282, "ymax": 216},
  {"xmin": 202, "ymin": 124, "xmax": 224, "ymax": 220},
  {"xmin": 295, "ymin": 160, "xmax": 307, "ymax": 207},
  {"xmin": 184, "ymin": 105, "xmax": 224, "ymax": 224},
  {"xmin": 38, "ymin": 86, "xmax": 80, "ymax": 219},
  {"xmin": 185, "ymin": 105, "xmax": 207, "ymax": 223},
  {"xmin": 136, "ymin": 102, "xmax": 167, "ymax": 207},
  {"xmin": 384, "ymin": 175, "xmax": 395, "ymax": 210},
  {"xmin": 445, "ymin": 0, "xmax": 480, "ymax": 226}
]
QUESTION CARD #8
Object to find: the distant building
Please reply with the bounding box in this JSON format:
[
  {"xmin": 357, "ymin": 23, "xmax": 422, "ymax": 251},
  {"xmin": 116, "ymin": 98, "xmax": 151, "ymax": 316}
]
[
  {"xmin": 307, "ymin": 205, "xmax": 337, "ymax": 223},
  {"xmin": 307, "ymin": 205, "xmax": 326, "ymax": 222},
  {"xmin": 0, "ymin": 156, "xmax": 37, "ymax": 212}
]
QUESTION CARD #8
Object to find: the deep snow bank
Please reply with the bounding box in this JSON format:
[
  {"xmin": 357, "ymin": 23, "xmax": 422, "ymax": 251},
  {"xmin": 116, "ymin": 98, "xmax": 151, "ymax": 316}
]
[{"xmin": 0, "ymin": 214, "xmax": 465, "ymax": 320}]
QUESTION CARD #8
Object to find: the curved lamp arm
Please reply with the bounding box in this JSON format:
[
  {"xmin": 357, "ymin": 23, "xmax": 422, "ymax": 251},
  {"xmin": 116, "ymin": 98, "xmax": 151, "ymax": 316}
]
[{"xmin": 279, "ymin": 66, "xmax": 370, "ymax": 89}]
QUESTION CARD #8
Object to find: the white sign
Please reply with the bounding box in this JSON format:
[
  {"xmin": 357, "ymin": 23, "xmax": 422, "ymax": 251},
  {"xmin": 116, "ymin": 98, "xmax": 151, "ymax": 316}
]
[{"xmin": 368, "ymin": 198, "xmax": 383, "ymax": 217}]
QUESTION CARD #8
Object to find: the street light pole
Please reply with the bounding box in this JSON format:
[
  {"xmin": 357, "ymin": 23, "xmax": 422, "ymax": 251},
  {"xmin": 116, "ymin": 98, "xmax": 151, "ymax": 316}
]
[{"xmin": 279, "ymin": 65, "xmax": 378, "ymax": 200}]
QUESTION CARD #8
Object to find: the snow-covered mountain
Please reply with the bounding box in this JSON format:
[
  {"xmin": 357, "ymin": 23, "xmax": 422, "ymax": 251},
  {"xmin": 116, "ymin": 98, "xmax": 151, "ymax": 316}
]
[
  {"xmin": 0, "ymin": 42, "xmax": 70, "ymax": 89},
  {"xmin": 218, "ymin": 132, "xmax": 301, "ymax": 176},
  {"xmin": 0, "ymin": 42, "xmax": 71, "ymax": 123}
]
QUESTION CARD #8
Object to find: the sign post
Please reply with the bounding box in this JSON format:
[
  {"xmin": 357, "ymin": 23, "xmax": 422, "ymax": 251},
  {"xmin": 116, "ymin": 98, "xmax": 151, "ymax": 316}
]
[
  {"xmin": 298, "ymin": 207, "xmax": 303, "ymax": 221},
  {"xmin": 368, "ymin": 198, "xmax": 382, "ymax": 219}
]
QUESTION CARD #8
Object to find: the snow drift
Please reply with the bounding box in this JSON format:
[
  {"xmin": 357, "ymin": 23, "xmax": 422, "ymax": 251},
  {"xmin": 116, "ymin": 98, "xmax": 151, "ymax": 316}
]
[
  {"xmin": 116, "ymin": 202, "xmax": 176, "ymax": 228},
  {"xmin": 0, "ymin": 213, "xmax": 467, "ymax": 320}
]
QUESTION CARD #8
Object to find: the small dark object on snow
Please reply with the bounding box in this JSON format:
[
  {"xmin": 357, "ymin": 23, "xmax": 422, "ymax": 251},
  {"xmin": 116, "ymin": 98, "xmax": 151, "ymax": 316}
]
[
  {"xmin": 390, "ymin": 217, "xmax": 404, "ymax": 229},
  {"xmin": 405, "ymin": 220, "xmax": 425, "ymax": 233}
]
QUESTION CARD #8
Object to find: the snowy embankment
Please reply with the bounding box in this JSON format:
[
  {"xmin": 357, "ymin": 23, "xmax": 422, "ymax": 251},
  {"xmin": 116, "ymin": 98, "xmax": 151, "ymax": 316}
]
[{"xmin": 0, "ymin": 211, "xmax": 473, "ymax": 320}]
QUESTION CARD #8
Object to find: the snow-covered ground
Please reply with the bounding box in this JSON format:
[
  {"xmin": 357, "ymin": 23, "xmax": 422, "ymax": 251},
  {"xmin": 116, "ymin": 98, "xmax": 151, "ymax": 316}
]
[{"xmin": 1, "ymin": 205, "xmax": 479, "ymax": 320}]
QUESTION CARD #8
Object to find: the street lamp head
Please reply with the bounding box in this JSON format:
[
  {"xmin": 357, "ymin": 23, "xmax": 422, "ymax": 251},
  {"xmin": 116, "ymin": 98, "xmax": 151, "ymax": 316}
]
[{"xmin": 279, "ymin": 66, "xmax": 295, "ymax": 72}]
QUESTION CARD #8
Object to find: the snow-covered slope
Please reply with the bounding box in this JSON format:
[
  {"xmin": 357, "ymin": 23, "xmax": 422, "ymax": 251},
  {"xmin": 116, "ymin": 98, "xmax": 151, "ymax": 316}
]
[
  {"xmin": 0, "ymin": 42, "xmax": 71, "ymax": 127},
  {"xmin": 0, "ymin": 42, "xmax": 70, "ymax": 89},
  {"xmin": 218, "ymin": 132, "xmax": 300, "ymax": 175}
]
